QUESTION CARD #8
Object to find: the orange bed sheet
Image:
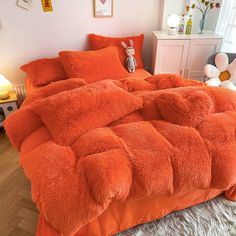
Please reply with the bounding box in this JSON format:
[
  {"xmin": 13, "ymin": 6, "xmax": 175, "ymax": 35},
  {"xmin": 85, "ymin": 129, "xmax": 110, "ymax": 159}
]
[
  {"xmin": 36, "ymin": 189, "xmax": 223, "ymax": 236},
  {"xmin": 25, "ymin": 69, "xmax": 151, "ymax": 95}
]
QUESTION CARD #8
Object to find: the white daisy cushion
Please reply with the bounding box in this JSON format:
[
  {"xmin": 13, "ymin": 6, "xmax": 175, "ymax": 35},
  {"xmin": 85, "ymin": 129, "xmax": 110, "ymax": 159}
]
[
  {"xmin": 204, "ymin": 53, "xmax": 236, "ymax": 91},
  {"xmin": 205, "ymin": 77, "xmax": 221, "ymax": 87},
  {"xmin": 204, "ymin": 64, "xmax": 220, "ymax": 78},
  {"xmin": 215, "ymin": 53, "xmax": 229, "ymax": 72},
  {"xmin": 220, "ymin": 80, "xmax": 236, "ymax": 91},
  {"xmin": 228, "ymin": 59, "xmax": 236, "ymax": 75}
]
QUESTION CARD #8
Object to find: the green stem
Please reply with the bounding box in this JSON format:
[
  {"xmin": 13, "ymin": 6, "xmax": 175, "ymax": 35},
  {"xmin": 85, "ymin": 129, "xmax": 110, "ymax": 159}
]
[
  {"xmin": 196, "ymin": 0, "xmax": 204, "ymax": 11},
  {"xmin": 195, "ymin": 6, "xmax": 204, "ymax": 13}
]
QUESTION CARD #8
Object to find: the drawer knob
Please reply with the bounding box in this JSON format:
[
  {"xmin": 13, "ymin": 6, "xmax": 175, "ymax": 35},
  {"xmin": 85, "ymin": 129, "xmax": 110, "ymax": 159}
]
[{"xmin": 7, "ymin": 106, "xmax": 13, "ymax": 111}]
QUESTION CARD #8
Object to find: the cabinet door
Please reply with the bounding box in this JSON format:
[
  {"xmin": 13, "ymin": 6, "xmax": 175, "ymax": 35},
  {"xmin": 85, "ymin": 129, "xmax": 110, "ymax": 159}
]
[
  {"xmin": 186, "ymin": 39, "xmax": 222, "ymax": 81},
  {"xmin": 152, "ymin": 39, "xmax": 190, "ymax": 75}
]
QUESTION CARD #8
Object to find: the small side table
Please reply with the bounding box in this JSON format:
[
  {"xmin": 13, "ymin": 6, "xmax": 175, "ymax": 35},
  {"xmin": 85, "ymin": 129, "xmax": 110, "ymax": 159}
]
[{"xmin": 0, "ymin": 92, "xmax": 18, "ymax": 127}]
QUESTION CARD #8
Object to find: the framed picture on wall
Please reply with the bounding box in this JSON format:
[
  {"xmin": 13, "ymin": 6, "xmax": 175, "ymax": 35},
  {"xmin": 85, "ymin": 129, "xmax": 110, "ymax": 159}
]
[
  {"xmin": 16, "ymin": 0, "xmax": 32, "ymax": 10},
  {"xmin": 94, "ymin": 0, "xmax": 113, "ymax": 18}
]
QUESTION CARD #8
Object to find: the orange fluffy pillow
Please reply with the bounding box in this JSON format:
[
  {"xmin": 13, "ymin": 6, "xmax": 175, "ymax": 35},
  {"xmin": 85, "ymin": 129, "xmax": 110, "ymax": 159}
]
[
  {"xmin": 88, "ymin": 33, "xmax": 144, "ymax": 69},
  {"xmin": 31, "ymin": 80, "xmax": 143, "ymax": 145},
  {"xmin": 21, "ymin": 57, "xmax": 67, "ymax": 86},
  {"xmin": 59, "ymin": 46, "xmax": 129, "ymax": 83}
]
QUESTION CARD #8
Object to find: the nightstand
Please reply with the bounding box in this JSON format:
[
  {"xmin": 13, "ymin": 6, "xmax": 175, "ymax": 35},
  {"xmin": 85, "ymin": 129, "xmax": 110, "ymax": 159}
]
[{"xmin": 0, "ymin": 92, "xmax": 18, "ymax": 127}]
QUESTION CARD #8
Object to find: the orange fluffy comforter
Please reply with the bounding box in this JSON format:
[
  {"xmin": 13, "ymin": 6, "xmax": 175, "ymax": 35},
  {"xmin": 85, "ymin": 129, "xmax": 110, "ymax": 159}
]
[{"xmin": 4, "ymin": 75, "xmax": 236, "ymax": 236}]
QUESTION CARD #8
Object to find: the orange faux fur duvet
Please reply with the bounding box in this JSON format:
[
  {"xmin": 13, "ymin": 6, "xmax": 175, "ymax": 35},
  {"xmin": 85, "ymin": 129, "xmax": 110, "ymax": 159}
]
[{"xmin": 4, "ymin": 75, "xmax": 236, "ymax": 236}]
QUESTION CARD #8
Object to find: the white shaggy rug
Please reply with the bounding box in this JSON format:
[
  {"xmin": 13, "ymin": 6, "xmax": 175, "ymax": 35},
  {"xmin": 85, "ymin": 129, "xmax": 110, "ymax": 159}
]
[{"xmin": 116, "ymin": 196, "xmax": 236, "ymax": 236}]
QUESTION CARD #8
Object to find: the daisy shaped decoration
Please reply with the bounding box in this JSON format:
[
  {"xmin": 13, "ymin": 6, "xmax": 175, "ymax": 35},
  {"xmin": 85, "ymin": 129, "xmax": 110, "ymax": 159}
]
[{"xmin": 204, "ymin": 53, "xmax": 236, "ymax": 91}]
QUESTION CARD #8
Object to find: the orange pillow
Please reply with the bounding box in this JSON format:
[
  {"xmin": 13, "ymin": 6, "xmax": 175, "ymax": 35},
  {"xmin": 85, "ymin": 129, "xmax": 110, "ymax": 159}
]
[
  {"xmin": 59, "ymin": 46, "xmax": 129, "ymax": 83},
  {"xmin": 31, "ymin": 80, "xmax": 143, "ymax": 145},
  {"xmin": 21, "ymin": 57, "xmax": 67, "ymax": 87},
  {"xmin": 88, "ymin": 33, "xmax": 144, "ymax": 69}
]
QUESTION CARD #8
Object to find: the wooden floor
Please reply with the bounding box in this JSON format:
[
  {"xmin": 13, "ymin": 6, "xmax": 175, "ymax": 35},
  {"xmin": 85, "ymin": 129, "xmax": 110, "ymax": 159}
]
[{"xmin": 0, "ymin": 128, "xmax": 38, "ymax": 236}]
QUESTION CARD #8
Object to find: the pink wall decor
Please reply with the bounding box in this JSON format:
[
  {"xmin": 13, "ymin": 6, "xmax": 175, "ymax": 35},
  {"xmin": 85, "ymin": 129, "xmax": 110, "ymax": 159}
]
[
  {"xmin": 17, "ymin": 0, "xmax": 32, "ymax": 10},
  {"xmin": 94, "ymin": 0, "xmax": 113, "ymax": 17}
]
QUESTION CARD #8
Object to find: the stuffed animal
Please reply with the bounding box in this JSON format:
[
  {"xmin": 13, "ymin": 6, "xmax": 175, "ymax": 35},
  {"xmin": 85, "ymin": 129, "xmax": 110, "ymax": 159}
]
[
  {"xmin": 204, "ymin": 52, "xmax": 236, "ymax": 91},
  {"xmin": 121, "ymin": 40, "xmax": 137, "ymax": 73}
]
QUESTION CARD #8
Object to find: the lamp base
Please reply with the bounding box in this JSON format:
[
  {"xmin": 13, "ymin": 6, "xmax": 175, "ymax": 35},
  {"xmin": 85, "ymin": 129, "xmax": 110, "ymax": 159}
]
[
  {"xmin": 168, "ymin": 27, "xmax": 177, "ymax": 35},
  {"xmin": 0, "ymin": 91, "xmax": 10, "ymax": 99}
]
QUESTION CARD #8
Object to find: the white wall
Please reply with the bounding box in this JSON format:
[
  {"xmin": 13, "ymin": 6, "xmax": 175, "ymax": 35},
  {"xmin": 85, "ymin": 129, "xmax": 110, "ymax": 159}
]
[
  {"xmin": 0, "ymin": 0, "xmax": 162, "ymax": 84},
  {"xmin": 162, "ymin": 0, "xmax": 186, "ymax": 31}
]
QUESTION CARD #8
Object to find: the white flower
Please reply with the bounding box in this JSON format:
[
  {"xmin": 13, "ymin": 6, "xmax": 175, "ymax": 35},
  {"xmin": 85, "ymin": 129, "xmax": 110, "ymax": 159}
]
[{"xmin": 204, "ymin": 53, "xmax": 236, "ymax": 91}]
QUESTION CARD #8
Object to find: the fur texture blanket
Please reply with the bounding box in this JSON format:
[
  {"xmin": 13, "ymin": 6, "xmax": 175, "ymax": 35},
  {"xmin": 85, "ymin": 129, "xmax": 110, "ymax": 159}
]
[{"xmin": 4, "ymin": 74, "xmax": 236, "ymax": 236}]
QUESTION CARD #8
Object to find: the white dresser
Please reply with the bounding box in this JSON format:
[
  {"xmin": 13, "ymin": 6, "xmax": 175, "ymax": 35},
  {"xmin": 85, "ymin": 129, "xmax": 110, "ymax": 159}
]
[{"xmin": 151, "ymin": 31, "xmax": 223, "ymax": 81}]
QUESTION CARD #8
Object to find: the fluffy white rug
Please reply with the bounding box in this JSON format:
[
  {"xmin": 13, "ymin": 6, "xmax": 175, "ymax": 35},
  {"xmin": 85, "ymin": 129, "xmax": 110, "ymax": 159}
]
[{"xmin": 116, "ymin": 196, "xmax": 236, "ymax": 236}]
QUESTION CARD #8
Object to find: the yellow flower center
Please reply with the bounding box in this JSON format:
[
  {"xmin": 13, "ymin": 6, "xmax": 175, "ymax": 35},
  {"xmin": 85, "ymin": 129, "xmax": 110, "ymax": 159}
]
[{"xmin": 219, "ymin": 71, "xmax": 231, "ymax": 81}]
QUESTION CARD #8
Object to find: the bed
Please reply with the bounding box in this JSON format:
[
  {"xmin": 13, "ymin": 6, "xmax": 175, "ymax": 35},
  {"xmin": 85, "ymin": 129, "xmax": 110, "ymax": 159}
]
[
  {"xmin": 24, "ymin": 70, "xmax": 224, "ymax": 236},
  {"xmin": 6, "ymin": 71, "xmax": 236, "ymax": 236},
  {"xmin": 4, "ymin": 35, "xmax": 236, "ymax": 236},
  {"xmin": 22, "ymin": 70, "xmax": 231, "ymax": 236}
]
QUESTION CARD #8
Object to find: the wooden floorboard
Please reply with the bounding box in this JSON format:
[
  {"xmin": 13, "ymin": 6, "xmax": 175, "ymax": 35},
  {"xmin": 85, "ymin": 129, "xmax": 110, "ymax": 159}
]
[{"xmin": 0, "ymin": 128, "xmax": 38, "ymax": 236}]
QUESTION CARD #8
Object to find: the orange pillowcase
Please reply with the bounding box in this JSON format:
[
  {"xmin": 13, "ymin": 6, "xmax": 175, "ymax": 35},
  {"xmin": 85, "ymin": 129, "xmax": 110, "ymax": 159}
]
[
  {"xmin": 31, "ymin": 80, "xmax": 143, "ymax": 145},
  {"xmin": 21, "ymin": 57, "xmax": 67, "ymax": 87},
  {"xmin": 59, "ymin": 46, "xmax": 129, "ymax": 83},
  {"xmin": 88, "ymin": 34, "xmax": 144, "ymax": 69}
]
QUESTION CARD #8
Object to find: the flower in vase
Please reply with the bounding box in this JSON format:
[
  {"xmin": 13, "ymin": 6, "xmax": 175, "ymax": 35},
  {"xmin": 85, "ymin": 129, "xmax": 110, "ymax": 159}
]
[
  {"xmin": 191, "ymin": 0, "xmax": 221, "ymax": 13},
  {"xmin": 191, "ymin": 0, "xmax": 221, "ymax": 33},
  {"xmin": 186, "ymin": 5, "xmax": 190, "ymax": 12}
]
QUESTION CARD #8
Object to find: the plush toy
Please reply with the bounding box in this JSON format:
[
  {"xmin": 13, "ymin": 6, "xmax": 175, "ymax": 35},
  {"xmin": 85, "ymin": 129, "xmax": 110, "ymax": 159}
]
[
  {"xmin": 121, "ymin": 40, "xmax": 137, "ymax": 73},
  {"xmin": 204, "ymin": 52, "xmax": 236, "ymax": 91}
]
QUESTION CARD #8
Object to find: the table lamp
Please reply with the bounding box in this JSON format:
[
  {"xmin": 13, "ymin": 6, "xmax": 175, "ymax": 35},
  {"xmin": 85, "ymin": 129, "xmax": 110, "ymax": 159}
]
[
  {"xmin": 167, "ymin": 14, "xmax": 180, "ymax": 35},
  {"xmin": 0, "ymin": 74, "xmax": 13, "ymax": 99}
]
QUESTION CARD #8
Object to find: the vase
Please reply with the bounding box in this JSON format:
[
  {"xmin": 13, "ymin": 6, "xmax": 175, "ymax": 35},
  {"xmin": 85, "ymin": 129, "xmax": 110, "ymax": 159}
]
[{"xmin": 199, "ymin": 12, "xmax": 207, "ymax": 34}]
